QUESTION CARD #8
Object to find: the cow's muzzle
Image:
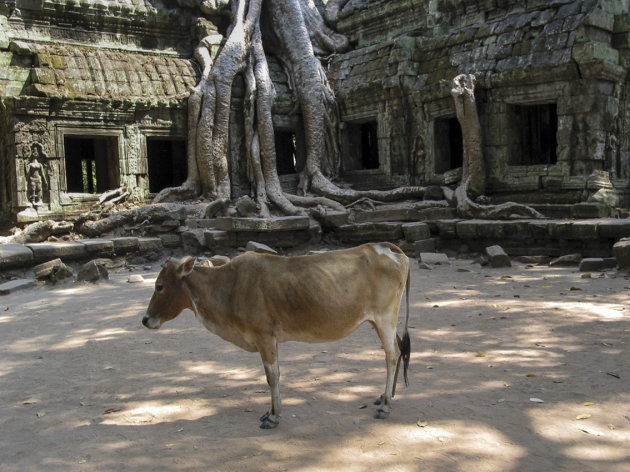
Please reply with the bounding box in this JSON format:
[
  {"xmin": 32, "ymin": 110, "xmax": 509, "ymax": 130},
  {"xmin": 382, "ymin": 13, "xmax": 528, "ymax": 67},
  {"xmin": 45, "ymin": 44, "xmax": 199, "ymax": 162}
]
[{"xmin": 142, "ymin": 314, "xmax": 162, "ymax": 330}]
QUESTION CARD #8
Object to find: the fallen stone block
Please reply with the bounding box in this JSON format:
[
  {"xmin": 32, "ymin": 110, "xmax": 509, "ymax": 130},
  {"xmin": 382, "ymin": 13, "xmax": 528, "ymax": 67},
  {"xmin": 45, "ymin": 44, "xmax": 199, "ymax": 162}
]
[
  {"xmin": 578, "ymin": 257, "xmax": 617, "ymax": 272},
  {"xmin": 613, "ymin": 239, "xmax": 630, "ymax": 269},
  {"xmin": 50, "ymin": 262, "xmax": 73, "ymax": 284},
  {"xmin": 77, "ymin": 260, "xmax": 109, "ymax": 283},
  {"xmin": 549, "ymin": 253, "xmax": 582, "ymax": 266},
  {"xmin": 33, "ymin": 258, "xmax": 63, "ymax": 279},
  {"xmin": 418, "ymin": 252, "xmax": 449, "ymax": 265},
  {"xmin": 485, "ymin": 245, "xmax": 511, "ymax": 268},
  {"xmin": 0, "ymin": 279, "xmax": 35, "ymax": 295}
]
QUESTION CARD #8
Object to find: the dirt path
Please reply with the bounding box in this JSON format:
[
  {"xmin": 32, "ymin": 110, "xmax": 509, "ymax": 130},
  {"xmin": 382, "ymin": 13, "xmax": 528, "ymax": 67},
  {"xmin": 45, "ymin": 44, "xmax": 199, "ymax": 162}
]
[{"xmin": 1, "ymin": 255, "xmax": 629, "ymax": 471}]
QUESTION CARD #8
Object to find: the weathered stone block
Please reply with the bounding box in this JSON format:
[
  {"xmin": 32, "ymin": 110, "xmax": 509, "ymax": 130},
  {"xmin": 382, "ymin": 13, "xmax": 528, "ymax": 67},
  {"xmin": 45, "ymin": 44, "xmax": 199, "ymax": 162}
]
[
  {"xmin": 0, "ymin": 244, "xmax": 34, "ymax": 269},
  {"xmin": 578, "ymin": 257, "xmax": 617, "ymax": 272},
  {"xmin": 79, "ymin": 239, "xmax": 115, "ymax": 257},
  {"xmin": 569, "ymin": 221, "xmax": 599, "ymax": 240},
  {"xmin": 419, "ymin": 252, "xmax": 449, "ymax": 265},
  {"xmin": 431, "ymin": 220, "xmax": 460, "ymax": 238},
  {"xmin": 598, "ymin": 219, "xmax": 630, "ymax": 239},
  {"xmin": 414, "ymin": 238, "xmax": 437, "ymax": 254},
  {"xmin": 26, "ymin": 242, "xmax": 87, "ymax": 263},
  {"xmin": 216, "ymin": 216, "xmax": 310, "ymax": 232},
  {"xmin": 402, "ymin": 222, "xmax": 430, "ymax": 242},
  {"xmin": 550, "ymin": 253, "xmax": 582, "ymax": 266},
  {"xmin": 613, "ymin": 239, "xmax": 630, "ymax": 269},
  {"xmin": 33, "ymin": 258, "xmax": 62, "ymax": 279},
  {"xmin": 486, "ymin": 245, "xmax": 511, "ymax": 268},
  {"xmin": 138, "ymin": 237, "xmax": 163, "ymax": 253},
  {"xmin": 334, "ymin": 222, "xmax": 403, "ymax": 244},
  {"xmin": 77, "ymin": 260, "xmax": 109, "ymax": 283},
  {"xmin": 159, "ymin": 233, "xmax": 182, "ymax": 248},
  {"xmin": 204, "ymin": 230, "xmax": 230, "ymax": 249},
  {"xmin": 110, "ymin": 237, "xmax": 139, "ymax": 254},
  {"xmin": 318, "ymin": 211, "xmax": 349, "ymax": 228},
  {"xmin": 0, "ymin": 279, "xmax": 35, "ymax": 295}
]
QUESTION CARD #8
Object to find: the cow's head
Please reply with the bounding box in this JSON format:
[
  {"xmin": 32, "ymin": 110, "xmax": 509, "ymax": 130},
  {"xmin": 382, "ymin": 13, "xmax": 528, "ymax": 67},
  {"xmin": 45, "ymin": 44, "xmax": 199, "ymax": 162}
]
[{"xmin": 142, "ymin": 256, "xmax": 196, "ymax": 329}]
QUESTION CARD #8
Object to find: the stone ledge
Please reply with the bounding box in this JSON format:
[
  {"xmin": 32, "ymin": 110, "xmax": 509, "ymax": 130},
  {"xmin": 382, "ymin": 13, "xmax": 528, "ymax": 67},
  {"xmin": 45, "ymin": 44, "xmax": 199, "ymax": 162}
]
[
  {"xmin": 215, "ymin": 216, "xmax": 310, "ymax": 232},
  {"xmin": 0, "ymin": 244, "xmax": 34, "ymax": 269},
  {"xmin": 26, "ymin": 241, "xmax": 87, "ymax": 263}
]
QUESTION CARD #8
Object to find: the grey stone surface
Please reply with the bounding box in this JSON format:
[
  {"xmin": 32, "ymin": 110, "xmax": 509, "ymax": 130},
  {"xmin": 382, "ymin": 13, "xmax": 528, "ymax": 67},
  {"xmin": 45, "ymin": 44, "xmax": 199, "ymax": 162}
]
[
  {"xmin": 110, "ymin": 237, "xmax": 139, "ymax": 254},
  {"xmin": 26, "ymin": 241, "xmax": 87, "ymax": 263},
  {"xmin": 79, "ymin": 239, "xmax": 115, "ymax": 256},
  {"xmin": 578, "ymin": 257, "xmax": 617, "ymax": 272},
  {"xmin": 0, "ymin": 244, "xmax": 34, "ymax": 269},
  {"xmin": 138, "ymin": 237, "xmax": 164, "ymax": 253},
  {"xmin": 402, "ymin": 222, "xmax": 430, "ymax": 242},
  {"xmin": 0, "ymin": 278, "xmax": 35, "ymax": 295},
  {"xmin": 414, "ymin": 238, "xmax": 437, "ymax": 254},
  {"xmin": 549, "ymin": 253, "xmax": 583, "ymax": 266},
  {"xmin": 419, "ymin": 252, "xmax": 450, "ymax": 265},
  {"xmin": 33, "ymin": 258, "xmax": 63, "ymax": 279},
  {"xmin": 159, "ymin": 233, "xmax": 182, "ymax": 248},
  {"xmin": 216, "ymin": 216, "xmax": 310, "ymax": 232},
  {"xmin": 77, "ymin": 260, "xmax": 109, "ymax": 283},
  {"xmin": 485, "ymin": 245, "xmax": 511, "ymax": 268},
  {"xmin": 613, "ymin": 239, "xmax": 630, "ymax": 269},
  {"xmin": 334, "ymin": 222, "xmax": 403, "ymax": 244}
]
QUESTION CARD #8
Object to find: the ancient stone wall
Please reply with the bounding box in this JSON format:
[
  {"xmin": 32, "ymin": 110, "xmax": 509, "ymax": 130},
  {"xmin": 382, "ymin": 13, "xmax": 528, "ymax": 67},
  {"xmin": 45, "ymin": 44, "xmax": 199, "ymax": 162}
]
[{"xmin": 330, "ymin": 0, "xmax": 630, "ymax": 205}]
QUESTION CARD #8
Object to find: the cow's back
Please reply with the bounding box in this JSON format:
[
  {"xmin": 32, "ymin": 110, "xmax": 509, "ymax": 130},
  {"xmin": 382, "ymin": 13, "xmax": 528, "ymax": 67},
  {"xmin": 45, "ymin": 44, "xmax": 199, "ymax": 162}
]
[{"xmin": 227, "ymin": 243, "xmax": 409, "ymax": 343}]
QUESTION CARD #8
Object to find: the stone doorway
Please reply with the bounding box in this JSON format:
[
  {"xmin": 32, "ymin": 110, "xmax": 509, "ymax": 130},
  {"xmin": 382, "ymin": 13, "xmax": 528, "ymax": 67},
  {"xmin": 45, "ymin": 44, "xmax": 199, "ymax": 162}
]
[
  {"xmin": 64, "ymin": 136, "xmax": 120, "ymax": 194},
  {"xmin": 146, "ymin": 138, "xmax": 187, "ymax": 193}
]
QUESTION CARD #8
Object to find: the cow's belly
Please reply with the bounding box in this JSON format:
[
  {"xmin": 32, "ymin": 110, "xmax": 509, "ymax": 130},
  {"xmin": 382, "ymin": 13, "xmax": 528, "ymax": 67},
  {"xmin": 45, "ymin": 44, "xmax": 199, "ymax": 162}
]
[{"xmin": 277, "ymin": 314, "xmax": 369, "ymax": 344}]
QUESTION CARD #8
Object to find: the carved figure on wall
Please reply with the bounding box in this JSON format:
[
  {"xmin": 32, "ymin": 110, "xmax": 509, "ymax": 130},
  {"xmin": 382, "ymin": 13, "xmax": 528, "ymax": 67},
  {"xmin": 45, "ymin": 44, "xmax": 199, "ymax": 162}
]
[{"xmin": 25, "ymin": 143, "xmax": 48, "ymax": 206}]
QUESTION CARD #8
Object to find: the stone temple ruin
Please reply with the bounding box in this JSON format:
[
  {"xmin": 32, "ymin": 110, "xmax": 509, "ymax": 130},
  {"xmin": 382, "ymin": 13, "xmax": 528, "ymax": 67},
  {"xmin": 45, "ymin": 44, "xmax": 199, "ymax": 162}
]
[{"xmin": 1, "ymin": 1, "xmax": 630, "ymax": 247}]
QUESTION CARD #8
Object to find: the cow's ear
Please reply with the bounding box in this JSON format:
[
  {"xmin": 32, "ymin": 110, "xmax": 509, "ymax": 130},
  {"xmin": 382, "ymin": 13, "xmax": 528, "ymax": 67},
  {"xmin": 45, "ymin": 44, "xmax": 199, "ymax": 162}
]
[{"xmin": 177, "ymin": 256, "xmax": 196, "ymax": 278}]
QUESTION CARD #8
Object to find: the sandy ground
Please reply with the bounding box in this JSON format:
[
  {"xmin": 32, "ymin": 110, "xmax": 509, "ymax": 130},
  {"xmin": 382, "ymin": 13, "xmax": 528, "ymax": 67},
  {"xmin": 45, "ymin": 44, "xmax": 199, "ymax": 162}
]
[{"xmin": 1, "ymin": 251, "xmax": 629, "ymax": 472}]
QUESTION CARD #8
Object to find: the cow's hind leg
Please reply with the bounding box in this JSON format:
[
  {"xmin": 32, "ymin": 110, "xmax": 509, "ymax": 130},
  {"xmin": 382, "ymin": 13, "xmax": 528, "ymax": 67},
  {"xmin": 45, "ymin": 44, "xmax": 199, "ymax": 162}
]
[
  {"xmin": 258, "ymin": 341, "xmax": 281, "ymax": 429},
  {"xmin": 370, "ymin": 319, "xmax": 400, "ymax": 420}
]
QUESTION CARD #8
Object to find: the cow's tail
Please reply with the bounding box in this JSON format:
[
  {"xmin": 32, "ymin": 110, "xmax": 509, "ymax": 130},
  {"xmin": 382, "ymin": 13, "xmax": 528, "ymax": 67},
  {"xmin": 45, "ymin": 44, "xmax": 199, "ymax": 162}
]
[{"xmin": 396, "ymin": 263, "xmax": 411, "ymax": 387}]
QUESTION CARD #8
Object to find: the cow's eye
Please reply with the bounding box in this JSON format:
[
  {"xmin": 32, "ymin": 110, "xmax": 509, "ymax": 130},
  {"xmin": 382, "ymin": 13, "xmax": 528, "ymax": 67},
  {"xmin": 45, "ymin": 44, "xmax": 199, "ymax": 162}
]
[{"xmin": 155, "ymin": 284, "xmax": 163, "ymax": 292}]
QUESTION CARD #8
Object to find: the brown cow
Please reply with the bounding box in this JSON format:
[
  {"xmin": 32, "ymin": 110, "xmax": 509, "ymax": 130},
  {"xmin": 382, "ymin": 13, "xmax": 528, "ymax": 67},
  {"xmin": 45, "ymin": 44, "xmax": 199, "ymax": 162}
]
[{"xmin": 142, "ymin": 242, "xmax": 411, "ymax": 429}]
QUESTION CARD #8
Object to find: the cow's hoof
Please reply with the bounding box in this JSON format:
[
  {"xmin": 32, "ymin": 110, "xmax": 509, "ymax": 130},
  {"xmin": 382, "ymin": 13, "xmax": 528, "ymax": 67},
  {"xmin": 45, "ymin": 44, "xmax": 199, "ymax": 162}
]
[
  {"xmin": 374, "ymin": 409, "xmax": 390, "ymax": 420},
  {"xmin": 259, "ymin": 411, "xmax": 279, "ymax": 429}
]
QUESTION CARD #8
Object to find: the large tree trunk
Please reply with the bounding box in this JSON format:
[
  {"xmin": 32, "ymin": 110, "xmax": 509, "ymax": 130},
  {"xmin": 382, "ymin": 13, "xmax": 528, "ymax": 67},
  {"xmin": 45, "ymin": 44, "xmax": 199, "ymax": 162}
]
[
  {"xmin": 451, "ymin": 74, "xmax": 486, "ymax": 197},
  {"xmin": 451, "ymin": 74, "xmax": 543, "ymax": 219}
]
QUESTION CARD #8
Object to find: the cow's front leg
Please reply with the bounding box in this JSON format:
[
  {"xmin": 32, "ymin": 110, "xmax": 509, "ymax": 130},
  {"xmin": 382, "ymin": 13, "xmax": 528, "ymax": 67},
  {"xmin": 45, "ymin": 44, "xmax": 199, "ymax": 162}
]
[{"xmin": 259, "ymin": 341, "xmax": 281, "ymax": 429}]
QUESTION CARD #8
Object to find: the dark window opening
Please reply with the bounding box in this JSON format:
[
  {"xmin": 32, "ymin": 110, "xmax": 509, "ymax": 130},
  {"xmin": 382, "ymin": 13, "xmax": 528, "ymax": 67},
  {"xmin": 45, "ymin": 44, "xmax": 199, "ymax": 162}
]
[
  {"xmin": 275, "ymin": 131, "xmax": 298, "ymax": 175},
  {"xmin": 64, "ymin": 136, "xmax": 119, "ymax": 193},
  {"xmin": 434, "ymin": 117, "xmax": 463, "ymax": 173},
  {"xmin": 343, "ymin": 120, "xmax": 380, "ymax": 172},
  {"xmin": 509, "ymin": 104, "xmax": 558, "ymax": 166},
  {"xmin": 146, "ymin": 138, "xmax": 187, "ymax": 193}
]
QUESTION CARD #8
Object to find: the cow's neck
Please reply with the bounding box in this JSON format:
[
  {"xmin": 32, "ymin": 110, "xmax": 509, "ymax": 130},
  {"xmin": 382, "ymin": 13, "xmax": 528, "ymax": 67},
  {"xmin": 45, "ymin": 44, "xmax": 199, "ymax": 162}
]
[{"xmin": 183, "ymin": 265, "xmax": 257, "ymax": 352}]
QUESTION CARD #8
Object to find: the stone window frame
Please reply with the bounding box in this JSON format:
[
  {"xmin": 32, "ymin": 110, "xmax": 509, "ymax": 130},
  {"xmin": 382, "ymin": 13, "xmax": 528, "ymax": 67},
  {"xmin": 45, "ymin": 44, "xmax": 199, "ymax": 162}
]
[
  {"xmin": 424, "ymin": 98, "xmax": 462, "ymax": 186},
  {"xmin": 55, "ymin": 125, "xmax": 126, "ymax": 197},
  {"xmin": 141, "ymin": 131, "xmax": 188, "ymax": 195},
  {"xmin": 339, "ymin": 109, "xmax": 389, "ymax": 177}
]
